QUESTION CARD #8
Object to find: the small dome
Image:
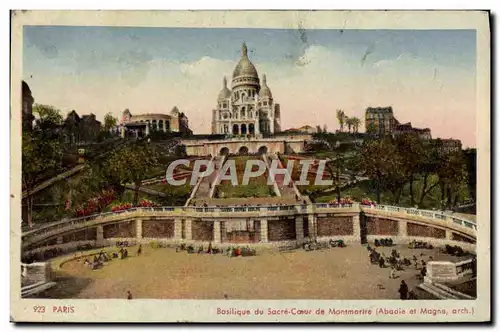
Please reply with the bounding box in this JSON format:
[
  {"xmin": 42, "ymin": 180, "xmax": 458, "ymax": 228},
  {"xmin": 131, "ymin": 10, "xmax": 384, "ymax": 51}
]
[
  {"xmin": 218, "ymin": 77, "xmax": 231, "ymax": 101},
  {"xmin": 232, "ymin": 42, "xmax": 259, "ymax": 79},
  {"xmin": 170, "ymin": 106, "xmax": 180, "ymax": 117},
  {"xmin": 259, "ymin": 74, "xmax": 272, "ymax": 98}
]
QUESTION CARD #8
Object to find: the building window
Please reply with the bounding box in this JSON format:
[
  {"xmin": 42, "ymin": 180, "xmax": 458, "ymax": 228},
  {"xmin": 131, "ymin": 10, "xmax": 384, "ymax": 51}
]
[
  {"xmin": 158, "ymin": 120, "xmax": 164, "ymax": 130},
  {"xmin": 241, "ymin": 107, "xmax": 246, "ymax": 118},
  {"xmin": 263, "ymin": 101, "xmax": 268, "ymax": 106}
]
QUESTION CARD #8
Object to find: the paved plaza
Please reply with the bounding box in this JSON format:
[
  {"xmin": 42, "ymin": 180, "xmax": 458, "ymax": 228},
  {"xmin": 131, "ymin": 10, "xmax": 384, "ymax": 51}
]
[{"xmin": 38, "ymin": 244, "xmax": 469, "ymax": 300}]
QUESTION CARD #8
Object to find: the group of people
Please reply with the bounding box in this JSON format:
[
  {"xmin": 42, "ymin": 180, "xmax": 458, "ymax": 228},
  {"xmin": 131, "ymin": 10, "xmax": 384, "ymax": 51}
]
[
  {"xmin": 367, "ymin": 245, "xmax": 434, "ymax": 299},
  {"xmin": 83, "ymin": 250, "xmax": 111, "ymax": 270},
  {"xmin": 409, "ymin": 239, "xmax": 434, "ymax": 250},
  {"xmin": 177, "ymin": 242, "xmax": 256, "ymax": 257},
  {"xmin": 82, "ymin": 245, "xmax": 143, "ymax": 270},
  {"xmin": 374, "ymin": 238, "xmax": 394, "ymax": 247}
]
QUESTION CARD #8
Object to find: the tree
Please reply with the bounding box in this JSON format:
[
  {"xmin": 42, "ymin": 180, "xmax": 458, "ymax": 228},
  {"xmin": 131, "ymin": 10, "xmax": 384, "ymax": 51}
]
[
  {"xmin": 345, "ymin": 117, "xmax": 354, "ymax": 133},
  {"xmin": 326, "ymin": 155, "xmax": 345, "ymax": 203},
  {"xmin": 395, "ymin": 133, "xmax": 425, "ymax": 206},
  {"xmin": 360, "ymin": 136, "xmax": 402, "ymax": 204},
  {"xmin": 22, "ymin": 131, "xmax": 63, "ymax": 228},
  {"xmin": 413, "ymin": 139, "xmax": 441, "ymax": 207},
  {"xmin": 102, "ymin": 142, "xmax": 160, "ymax": 205},
  {"xmin": 103, "ymin": 112, "xmax": 118, "ymax": 132},
  {"xmin": 33, "ymin": 104, "xmax": 63, "ymax": 130},
  {"xmin": 336, "ymin": 109, "xmax": 345, "ymax": 132},
  {"xmin": 436, "ymin": 151, "xmax": 467, "ymax": 209},
  {"xmin": 463, "ymin": 148, "xmax": 476, "ymax": 202},
  {"xmin": 351, "ymin": 117, "xmax": 361, "ymax": 133}
]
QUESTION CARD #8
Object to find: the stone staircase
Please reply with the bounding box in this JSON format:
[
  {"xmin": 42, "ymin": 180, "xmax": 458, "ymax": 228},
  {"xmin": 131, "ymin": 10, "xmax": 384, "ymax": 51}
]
[
  {"xmin": 268, "ymin": 154, "xmax": 297, "ymax": 198},
  {"xmin": 191, "ymin": 155, "xmax": 225, "ymax": 202}
]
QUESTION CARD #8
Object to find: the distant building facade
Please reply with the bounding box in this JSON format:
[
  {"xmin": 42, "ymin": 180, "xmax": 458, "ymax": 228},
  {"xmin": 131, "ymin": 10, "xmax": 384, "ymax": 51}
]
[
  {"xmin": 439, "ymin": 139, "xmax": 462, "ymax": 154},
  {"xmin": 64, "ymin": 110, "xmax": 102, "ymax": 144},
  {"xmin": 393, "ymin": 122, "xmax": 432, "ymax": 141},
  {"xmin": 22, "ymin": 81, "xmax": 34, "ymax": 132},
  {"xmin": 211, "ymin": 43, "xmax": 282, "ymax": 136},
  {"xmin": 120, "ymin": 107, "xmax": 191, "ymax": 139},
  {"xmin": 365, "ymin": 106, "xmax": 398, "ymax": 136},
  {"xmin": 365, "ymin": 106, "xmax": 463, "ymax": 152},
  {"xmin": 283, "ymin": 125, "xmax": 318, "ymax": 134}
]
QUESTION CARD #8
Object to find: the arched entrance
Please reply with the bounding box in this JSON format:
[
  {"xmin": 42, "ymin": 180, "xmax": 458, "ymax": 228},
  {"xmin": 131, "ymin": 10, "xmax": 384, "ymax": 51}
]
[
  {"xmin": 258, "ymin": 146, "xmax": 268, "ymax": 155},
  {"xmin": 219, "ymin": 147, "xmax": 230, "ymax": 156},
  {"xmin": 241, "ymin": 124, "xmax": 247, "ymax": 135},
  {"xmin": 238, "ymin": 146, "xmax": 249, "ymax": 155},
  {"xmin": 249, "ymin": 123, "xmax": 255, "ymax": 135},
  {"xmin": 233, "ymin": 124, "xmax": 239, "ymax": 135}
]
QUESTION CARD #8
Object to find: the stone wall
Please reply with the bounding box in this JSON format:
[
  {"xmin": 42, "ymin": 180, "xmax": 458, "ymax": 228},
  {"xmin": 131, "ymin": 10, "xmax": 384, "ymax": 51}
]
[
  {"xmin": 62, "ymin": 227, "xmax": 97, "ymax": 243},
  {"xmin": 192, "ymin": 220, "xmax": 214, "ymax": 242},
  {"xmin": 268, "ymin": 219, "xmax": 296, "ymax": 241},
  {"xmin": 225, "ymin": 231, "xmax": 260, "ymax": 243},
  {"xmin": 317, "ymin": 216, "xmax": 353, "ymax": 237},
  {"xmin": 407, "ymin": 222, "xmax": 445, "ymax": 239},
  {"xmin": 452, "ymin": 232, "xmax": 476, "ymax": 244},
  {"xmin": 142, "ymin": 219, "xmax": 175, "ymax": 238},
  {"xmin": 103, "ymin": 221, "xmax": 136, "ymax": 239},
  {"xmin": 366, "ymin": 217, "xmax": 398, "ymax": 235}
]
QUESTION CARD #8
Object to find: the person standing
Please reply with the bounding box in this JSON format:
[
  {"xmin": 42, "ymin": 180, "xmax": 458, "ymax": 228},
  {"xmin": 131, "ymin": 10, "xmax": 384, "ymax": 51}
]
[
  {"xmin": 390, "ymin": 266, "xmax": 396, "ymax": 279},
  {"xmin": 398, "ymin": 280, "xmax": 408, "ymax": 300},
  {"xmin": 127, "ymin": 291, "xmax": 133, "ymax": 300}
]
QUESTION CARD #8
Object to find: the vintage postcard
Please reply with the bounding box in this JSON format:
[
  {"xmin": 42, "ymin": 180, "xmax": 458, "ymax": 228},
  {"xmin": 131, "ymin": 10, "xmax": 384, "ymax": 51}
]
[{"xmin": 10, "ymin": 10, "xmax": 490, "ymax": 322}]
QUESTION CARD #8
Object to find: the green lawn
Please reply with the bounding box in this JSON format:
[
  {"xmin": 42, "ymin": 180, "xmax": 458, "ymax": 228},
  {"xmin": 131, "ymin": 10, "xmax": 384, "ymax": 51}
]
[{"xmin": 214, "ymin": 156, "xmax": 273, "ymax": 198}]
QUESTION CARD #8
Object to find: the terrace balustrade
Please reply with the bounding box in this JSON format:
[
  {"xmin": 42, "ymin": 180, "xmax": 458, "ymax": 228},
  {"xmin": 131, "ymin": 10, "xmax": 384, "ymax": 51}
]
[{"xmin": 22, "ymin": 202, "xmax": 476, "ymax": 247}]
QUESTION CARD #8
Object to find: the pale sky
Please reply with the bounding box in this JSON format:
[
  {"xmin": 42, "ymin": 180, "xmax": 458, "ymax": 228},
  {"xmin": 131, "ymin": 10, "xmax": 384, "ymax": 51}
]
[{"xmin": 23, "ymin": 27, "xmax": 476, "ymax": 147}]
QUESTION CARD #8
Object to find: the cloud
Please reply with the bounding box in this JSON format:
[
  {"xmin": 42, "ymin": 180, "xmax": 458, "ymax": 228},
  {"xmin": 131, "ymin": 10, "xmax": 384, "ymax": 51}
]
[
  {"xmin": 179, "ymin": 56, "xmax": 235, "ymax": 79},
  {"xmin": 24, "ymin": 44, "xmax": 477, "ymax": 148},
  {"xmin": 372, "ymin": 52, "xmax": 419, "ymax": 69}
]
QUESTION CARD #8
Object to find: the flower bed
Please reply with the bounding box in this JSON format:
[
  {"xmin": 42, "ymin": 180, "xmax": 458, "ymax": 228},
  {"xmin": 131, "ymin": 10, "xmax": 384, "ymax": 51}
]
[
  {"xmin": 327, "ymin": 197, "xmax": 354, "ymax": 207},
  {"xmin": 111, "ymin": 202, "xmax": 133, "ymax": 212},
  {"xmin": 137, "ymin": 199, "xmax": 159, "ymax": 208},
  {"xmin": 74, "ymin": 190, "xmax": 116, "ymax": 217},
  {"xmin": 361, "ymin": 199, "xmax": 377, "ymax": 206}
]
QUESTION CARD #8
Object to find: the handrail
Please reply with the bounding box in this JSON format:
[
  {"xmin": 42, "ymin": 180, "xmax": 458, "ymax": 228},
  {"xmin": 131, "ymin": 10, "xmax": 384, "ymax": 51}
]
[
  {"xmin": 360, "ymin": 204, "xmax": 477, "ymax": 230},
  {"xmin": 22, "ymin": 203, "xmax": 359, "ymax": 239},
  {"xmin": 22, "ymin": 202, "xmax": 476, "ymax": 242}
]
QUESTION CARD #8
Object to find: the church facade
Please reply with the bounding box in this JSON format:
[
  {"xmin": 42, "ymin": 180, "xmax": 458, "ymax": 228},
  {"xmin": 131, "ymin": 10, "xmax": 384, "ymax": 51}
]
[{"xmin": 211, "ymin": 43, "xmax": 281, "ymax": 136}]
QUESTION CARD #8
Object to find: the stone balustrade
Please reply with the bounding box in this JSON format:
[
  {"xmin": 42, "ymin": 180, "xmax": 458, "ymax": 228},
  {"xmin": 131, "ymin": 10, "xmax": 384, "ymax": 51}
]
[
  {"xmin": 360, "ymin": 204, "xmax": 477, "ymax": 230},
  {"xmin": 22, "ymin": 203, "xmax": 476, "ymax": 250}
]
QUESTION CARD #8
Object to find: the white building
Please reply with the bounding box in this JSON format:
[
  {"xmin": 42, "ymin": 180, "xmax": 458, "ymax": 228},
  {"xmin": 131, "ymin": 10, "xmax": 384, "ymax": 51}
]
[{"xmin": 211, "ymin": 42, "xmax": 281, "ymax": 136}]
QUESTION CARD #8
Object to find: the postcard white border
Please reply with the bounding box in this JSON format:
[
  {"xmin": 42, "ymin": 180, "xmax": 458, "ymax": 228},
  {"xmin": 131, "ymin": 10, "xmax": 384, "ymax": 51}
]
[{"xmin": 10, "ymin": 10, "xmax": 491, "ymax": 323}]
